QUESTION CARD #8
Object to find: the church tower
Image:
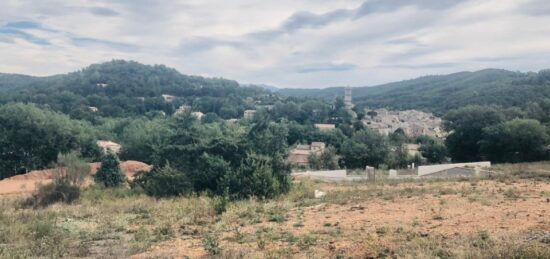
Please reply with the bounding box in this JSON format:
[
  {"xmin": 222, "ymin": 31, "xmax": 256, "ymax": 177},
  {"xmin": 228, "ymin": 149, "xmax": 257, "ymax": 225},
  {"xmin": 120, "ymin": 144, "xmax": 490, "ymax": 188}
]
[{"xmin": 344, "ymin": 86, "xmax": 353, "ymax": 110}]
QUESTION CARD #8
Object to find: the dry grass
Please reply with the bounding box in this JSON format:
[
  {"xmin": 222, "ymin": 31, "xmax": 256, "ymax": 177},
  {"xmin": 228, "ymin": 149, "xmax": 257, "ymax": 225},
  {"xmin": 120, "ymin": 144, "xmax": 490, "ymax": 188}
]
[{"xmin": 0, "ymin": 163, "xmax": 549, "ymax": 258}]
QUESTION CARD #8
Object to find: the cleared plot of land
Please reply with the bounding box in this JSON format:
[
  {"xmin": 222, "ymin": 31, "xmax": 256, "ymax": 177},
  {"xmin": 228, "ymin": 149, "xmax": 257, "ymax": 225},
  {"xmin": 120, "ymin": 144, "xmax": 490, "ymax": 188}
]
[
  {"xmin": 0, "ymin": 161, "xmax": 151, "ymax": 196},
  {"xmin": 1, "ymin": 163, "xmax": 549, "ymax": 258}
]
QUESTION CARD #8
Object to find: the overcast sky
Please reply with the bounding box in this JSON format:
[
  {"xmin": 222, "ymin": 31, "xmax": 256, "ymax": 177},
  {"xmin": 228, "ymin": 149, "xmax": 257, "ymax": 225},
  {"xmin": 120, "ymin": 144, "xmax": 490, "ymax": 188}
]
[{"xmin": 1, "ymin": 0, "xmax": 550, "ymax": 88}]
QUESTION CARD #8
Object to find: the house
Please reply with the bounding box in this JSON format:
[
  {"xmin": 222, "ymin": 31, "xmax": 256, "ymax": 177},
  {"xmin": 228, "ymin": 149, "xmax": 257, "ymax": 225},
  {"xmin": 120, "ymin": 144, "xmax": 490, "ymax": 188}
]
[
  {"xmin": 314, "ymin": 124, "xmax": 335, "ymax": 131},
  {"xmin": 96, "ymin": 140, "xmax": 122, "ymax": 154},
  {"xmin": 96, "ymin": 83, "xmax": 108, "ymax": 88},
  {"xmin": 244, "ymin": 110, "xmax": 257, "ymax": 119},
  {"xmin": 88, "ymin": 106, "xmax": 98, "ymax": 113},
  {"xmin": 311, "ymin": 142, "xmax": 326, "ymax": 151},
  {"xmin": 288, "ymin": 142, "xmax": 326, "ymax": 168},
  {"xmin": 287, "ymin": 149, "xmax": 311, "ymax": 167},
  {"xmin": 161, "ymin": 94, "xmax": 176, "ymax": 102},
  {"xmin": 405, "ymin": 144, "xmax": 421, "ymax": 157},
  {"xmin": 191, "ymin": 111, "xmax": 204, "ymax": 119},
  {"xmin": 175, "ymin": 105, "xmax": 190, "ymax": 114}
]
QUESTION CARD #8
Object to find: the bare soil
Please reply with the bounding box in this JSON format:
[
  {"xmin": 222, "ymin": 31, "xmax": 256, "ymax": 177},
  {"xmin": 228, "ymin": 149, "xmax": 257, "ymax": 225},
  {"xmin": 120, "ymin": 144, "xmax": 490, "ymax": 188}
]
[
  {"xmin": 0, "ymin": 161, "xmax": 151, "ymax": 196},
  {"xmin": 134, "ymin": 179, "xmax": 550, "ymax": 258}
]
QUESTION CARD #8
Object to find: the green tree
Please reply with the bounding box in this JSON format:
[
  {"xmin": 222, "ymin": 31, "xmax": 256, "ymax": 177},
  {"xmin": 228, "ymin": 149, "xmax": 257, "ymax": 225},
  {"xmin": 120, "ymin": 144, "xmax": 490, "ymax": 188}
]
[
  {"xmin": 479, "ymin": 119, "xmax": 549, "ymax": 163},
  {"xmin": 132, "ymin": 164, "xmax": 192, "ymax": 197},
  {"xmin": 444, "ymin": 106, "xmax": 504, "ymax": 162},
  {"xmin": 340, "ymin": 129, "xmax": 389, "ymax": 169},
  {"xmin": 417, "ymin": 136, "xmax": 448, "ymax": 164},
  {"xmin": 0, "ymin": 103, "xmax": 95, "ymax": 179},
  {"xmin": 94, "ymin": 152, "xmax": 126, "ymax": 187},
  {"xmin": 308, "ymin": 146, "xmax": 339, "ymax": 170},
  {"xmin": 221, "ymin": 153, "xmax": 287, "ymax": 199}
]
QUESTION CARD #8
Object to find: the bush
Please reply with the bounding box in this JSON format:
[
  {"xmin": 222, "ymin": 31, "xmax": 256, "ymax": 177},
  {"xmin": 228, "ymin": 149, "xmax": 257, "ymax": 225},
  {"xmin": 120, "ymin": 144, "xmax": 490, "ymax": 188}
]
[
  {"xmin": 23, "ymin": 182, "xmax": 81, "ymax": 208},
  {"xmin": 221, "ymin": 153, "xmax": 289, "ymax": 199},
  {"xmin": 23, "ymin": 152, "xmax": 89, "ymax": 208},
  {"xmin": 132, "ymin": 164, "xmax": 192, "ymax": 197},
  {"xmin": 94, "ymin": 152, "xmax": 126, "ymax": 187}
]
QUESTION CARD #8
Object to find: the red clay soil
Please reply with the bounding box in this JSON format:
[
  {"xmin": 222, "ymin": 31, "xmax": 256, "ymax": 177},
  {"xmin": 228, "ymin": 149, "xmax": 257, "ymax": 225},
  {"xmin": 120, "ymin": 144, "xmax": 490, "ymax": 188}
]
[{"xmin": 0, "ymin": 161, "xmax": 151, "ymax": 196}]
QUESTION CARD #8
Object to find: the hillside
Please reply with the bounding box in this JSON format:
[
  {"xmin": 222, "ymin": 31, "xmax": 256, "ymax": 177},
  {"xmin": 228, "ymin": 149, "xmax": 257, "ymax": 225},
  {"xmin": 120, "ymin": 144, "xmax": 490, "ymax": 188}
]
[
  {"xmin": 0, "ymin": 60, "xmax": 275, "ymax": 118},
  {"xmin": 279, "ymin": 69, "xmax": 550, "ymax": 115}
]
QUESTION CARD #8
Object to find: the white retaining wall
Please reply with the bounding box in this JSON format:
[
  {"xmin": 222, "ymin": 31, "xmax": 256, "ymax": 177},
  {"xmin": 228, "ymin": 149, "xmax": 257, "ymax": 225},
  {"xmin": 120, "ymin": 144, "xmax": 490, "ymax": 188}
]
[{"xmin": 417, "ymin": 162, "xmax": 491, "ymax": 176}]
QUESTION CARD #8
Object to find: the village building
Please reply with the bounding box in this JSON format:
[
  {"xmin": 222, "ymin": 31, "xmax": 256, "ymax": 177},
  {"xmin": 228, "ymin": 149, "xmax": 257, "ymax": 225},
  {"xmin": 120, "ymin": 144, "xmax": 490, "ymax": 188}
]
[
  {"xmin": 362, "ymin": 108, "xmax": 444, "ymax": 138},
  {"xmin": 191, "ymin": 111, "xmax": 204, "ymax": 119},
  {"xmin": 161, "ymin": 94, "xmax": 176, "ymax": 102},
  {"xmin": 287, "ymin": 142, "xmax": 326, "ymax": 168},
  {"xmin": 88, "ymin": 106, "xmax": 98, "ymax": 113},
  {"xmin": 314, "ymin": 123, "xmax": 335, "ymax": 131},
  {"xmin": 405, "ymin": 144, "xmax": 421, "ymax": 157},
  {"xmin": 175, "ymin": 105, "xmax": 191, "ymax": 114},
  {"xmin": 244, "ymin": 110, "xmax": 257, "ymax": 119}
]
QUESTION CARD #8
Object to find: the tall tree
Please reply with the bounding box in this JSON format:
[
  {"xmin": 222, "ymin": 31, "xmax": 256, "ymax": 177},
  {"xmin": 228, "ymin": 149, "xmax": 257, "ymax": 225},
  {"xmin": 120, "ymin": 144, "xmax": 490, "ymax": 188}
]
[
  {"xmin": 480, "ymin": 119, "xmax": 549, "ymax": 163},
  {"xmin": 444, "ymin": 106, "xmax": 504, "ymax": 162}
]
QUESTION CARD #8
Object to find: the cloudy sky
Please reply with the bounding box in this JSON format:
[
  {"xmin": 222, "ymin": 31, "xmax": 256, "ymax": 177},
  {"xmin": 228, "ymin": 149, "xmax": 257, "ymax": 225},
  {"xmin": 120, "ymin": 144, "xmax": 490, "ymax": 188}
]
[{"xmin": 1, "ymin": 0, "xmax": 550, "ymax": 88}]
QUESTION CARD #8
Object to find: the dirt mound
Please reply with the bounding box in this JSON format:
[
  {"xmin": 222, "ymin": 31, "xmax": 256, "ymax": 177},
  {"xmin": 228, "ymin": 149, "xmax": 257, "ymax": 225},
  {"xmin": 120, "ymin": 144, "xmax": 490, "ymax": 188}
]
[
  {"xmin": 7, "ymin": 168, "xmax": 56, "ymax": 181},
  {"xmin": 0, "ymin": 160, "xmax": 152, "ymax": 196}
]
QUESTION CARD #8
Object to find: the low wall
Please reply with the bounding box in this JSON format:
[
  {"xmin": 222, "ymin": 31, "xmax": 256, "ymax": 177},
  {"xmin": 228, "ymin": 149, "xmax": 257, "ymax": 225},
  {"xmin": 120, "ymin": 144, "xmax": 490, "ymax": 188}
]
[{"xmin": 418, "ymin": 162, "xmax": 491, "ymax": 176}]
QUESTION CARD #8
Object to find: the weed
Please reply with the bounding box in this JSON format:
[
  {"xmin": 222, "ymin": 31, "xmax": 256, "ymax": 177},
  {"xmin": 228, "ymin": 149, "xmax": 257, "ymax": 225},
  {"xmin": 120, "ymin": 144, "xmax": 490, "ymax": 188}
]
[
  {"xmin": 202, "ymin": 232, "xmax": 220, "ymax": 256},
  {"xmin": 504, "ymin": 188, "xmax": 521, "ymax": 199}
]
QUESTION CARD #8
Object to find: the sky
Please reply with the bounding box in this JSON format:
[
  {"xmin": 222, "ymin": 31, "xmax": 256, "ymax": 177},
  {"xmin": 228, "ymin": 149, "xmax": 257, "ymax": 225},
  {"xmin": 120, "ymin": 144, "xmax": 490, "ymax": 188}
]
[{"xmin": 1, "ymin": 0, "xmax": 550, "ymax": 88}]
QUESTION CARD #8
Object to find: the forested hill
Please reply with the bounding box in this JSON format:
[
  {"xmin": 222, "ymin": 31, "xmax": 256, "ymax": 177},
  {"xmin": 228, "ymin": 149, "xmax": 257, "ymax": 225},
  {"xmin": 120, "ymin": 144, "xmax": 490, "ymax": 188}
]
[
  {"xmin": 0, "ymin": 60, "xmax": 276, "ymax": 118},
  {"xmin": 279, "ymin": 69, "xmax": 550, "ymax": 115}
]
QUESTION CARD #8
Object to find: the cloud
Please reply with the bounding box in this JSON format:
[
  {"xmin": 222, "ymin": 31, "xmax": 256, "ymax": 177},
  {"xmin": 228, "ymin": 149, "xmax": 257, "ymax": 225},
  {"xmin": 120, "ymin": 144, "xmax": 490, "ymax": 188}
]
[
  {"xmin": 295, "ymin": 62, "xmax": 357, "ymax": 73},
  {"xmin": 71, "ymin": 37, "xmax": 138, "ymax": 52},
  {"xmin": 0, "ymin": 22, "xmax": 51, "ymax": 45},
  {"xmin": 89, "ymin": 7, "xmax": 120, "ymax": 17},
  {"xmin": 1, "ymin": 0, "xmax": 550, "ymax": 88}
]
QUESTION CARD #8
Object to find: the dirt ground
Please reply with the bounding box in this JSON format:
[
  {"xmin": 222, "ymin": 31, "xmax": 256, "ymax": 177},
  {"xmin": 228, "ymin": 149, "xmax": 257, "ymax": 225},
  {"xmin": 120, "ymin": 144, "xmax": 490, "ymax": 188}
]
[
  {"xmin": 0, "ymin": 161, "xmax": 151, "ymax": 196},
  {"xmin": 134, "ymin": 179, "xmax": 550, "ymax": 258}
]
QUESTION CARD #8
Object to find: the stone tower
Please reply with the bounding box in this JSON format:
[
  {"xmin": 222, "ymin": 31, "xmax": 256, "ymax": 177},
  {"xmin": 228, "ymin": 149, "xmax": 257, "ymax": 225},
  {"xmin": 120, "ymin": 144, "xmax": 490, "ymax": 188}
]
[{"xmin": 344, "ymin": 86, "xmax": 353, "ymax": 110}]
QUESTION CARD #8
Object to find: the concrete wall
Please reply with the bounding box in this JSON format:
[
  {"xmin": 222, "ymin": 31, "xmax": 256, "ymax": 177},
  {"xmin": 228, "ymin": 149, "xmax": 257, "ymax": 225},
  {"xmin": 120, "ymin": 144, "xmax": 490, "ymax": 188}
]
[
  {"xmin": 292, "ymin": 170, "xmax": 348, "ymax": 182},
  {"xmin": 418, "ymin": 162, "xmax": 491, "ymax": 176}
]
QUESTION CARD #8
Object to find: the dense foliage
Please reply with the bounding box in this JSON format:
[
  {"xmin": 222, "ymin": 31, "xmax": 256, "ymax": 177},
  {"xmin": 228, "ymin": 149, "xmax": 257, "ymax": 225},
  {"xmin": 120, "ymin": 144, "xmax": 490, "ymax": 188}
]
[
  {"xmin": 0, "ymin": 60, "xmax": 278, "ymax": 119},
  {"xmin": 444, "ymin": 105, "xmax": 550, "ymax": 163},
  {"xmin": 0, "ymin": 103, "xmax": 99, "ymax": 179},
  {"xmin": 280, "ymin": 69, "xmax": 550, "ymax": 116},
  {"xmin": 132, "ymin": 113, "xmax": 291, "ymax": 199}
]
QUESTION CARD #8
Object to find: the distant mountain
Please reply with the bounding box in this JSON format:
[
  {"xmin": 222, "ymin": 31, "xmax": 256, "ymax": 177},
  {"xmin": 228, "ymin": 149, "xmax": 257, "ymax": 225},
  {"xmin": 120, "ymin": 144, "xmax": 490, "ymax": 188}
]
[
  {"xmin": 0, "ymin": 73, "xmax": 59, "ymax": 91},
  {"xmin": 0, "ymin": 60, "xmax": 277, "ymax": 118},
  {"xmin": 279, "ymin": 69, "xmax": 550, "ymax": 115}
]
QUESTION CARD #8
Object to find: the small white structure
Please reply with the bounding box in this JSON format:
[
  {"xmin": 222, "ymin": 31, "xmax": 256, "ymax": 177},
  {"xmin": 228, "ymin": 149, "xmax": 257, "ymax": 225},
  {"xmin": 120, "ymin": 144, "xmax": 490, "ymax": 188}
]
[
  {"xmin": 314, "ymin": 124, "xmax": 335, "ymax": 131},
  {"xmin": 389, "ymin": 169, "xmax": 398, "ymax": 179},
  {"xmin": 88, "ymin": 106, "xmax": 98, "ymax": 113},
  {"xmin": 96, "ymin": 83, "xmax": 108, "ymax": 88},
  {"xmin": 96, "ymin": 140, "xmax": 122, "ymax": 154},
  {"xmin": 306, "ymin": 170, "xmax": 347, "ymax": 181},
  {"xmin": 418, "ymin": 162, "xmax": 491, "ymax": 177},
  {"xmin": 161, "ymin": 94, "xmax": 176, "ymax": 102},
  {"xmin": 314, "ymin": 190, "xmax": 327, "ymax": 198},
  {"xmin": 174, "ymin": 105, "xmax": 191, "ymax": 114},
  {"xmin": 244, "ymin": 110, "xmax": 257, "ymax": 120},
  {"xmin": 191, "ymin": 111, "xmax": 204, "ymax": 119}
]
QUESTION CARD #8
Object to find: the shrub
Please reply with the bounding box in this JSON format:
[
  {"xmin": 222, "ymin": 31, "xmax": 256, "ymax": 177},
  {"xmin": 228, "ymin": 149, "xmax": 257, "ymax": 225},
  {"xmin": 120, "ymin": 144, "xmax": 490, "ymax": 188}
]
[
  {"xmin": 221, "ymin": 153, "xmax": 289, "ymax": 199},
  {"xmin": 23, "ymin": 182, "xmax": 81, "ymax": 208},
  {"xmin": 23, "ymin": 152, "xmax": 89, "ymax": 208},
  {"xmin": 94, "ymin": 152, "xmax": 126, "ymax": 187},
  {"xmin": 202, "ymin": 232, "xmax": 220, "ymax": 256},
  {"xmin": 132, "ymin": 164, "xmax": 192, "ymax": 197}
]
